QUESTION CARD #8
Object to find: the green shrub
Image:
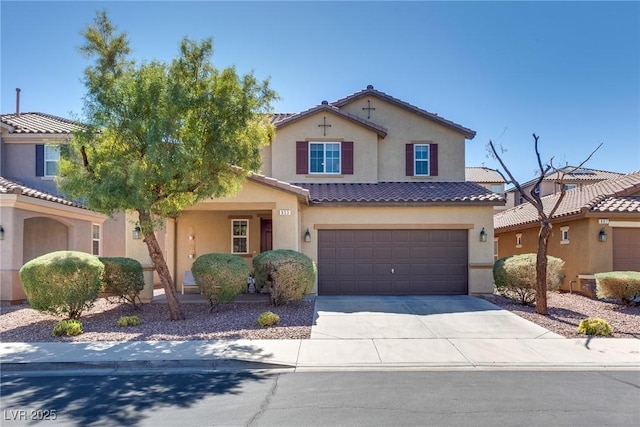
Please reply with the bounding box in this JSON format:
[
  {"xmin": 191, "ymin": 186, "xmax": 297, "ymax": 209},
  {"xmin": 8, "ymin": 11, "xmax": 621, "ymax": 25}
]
[
  {"xmin": 19, "ymin": 251, "xmax": 104, "ymax": 319},
  {"xmin": 117, "ymin": 315, "xmax": 141, "ymax": 327},
  {"xmin": 493, "ymin": 253, "xmax": 564, "ymax": 305},
  {"xmin": 191, "ymin": 253, "xmax": 250, "ymax": 309},
  {"xmin": 253, "ymin": 250, "xmax": 316, "ymax": 306},
  {"xmin": 595, "ymin": 271, "xmax": 640, "ymax": 304},
  {"xmin": 577, "ymin": 318, "xmax": 612, "ymax": 336},
  {"xmin": 52, "ymin": 319, "xmax": 83, "ymax": 337},
  {"xmin": 256, "ymin": 311, "xmax": 280, "ymax": 327},
  {"xmin": 99, "ymin": 257, "xmax": 145, "ymax": 307}
]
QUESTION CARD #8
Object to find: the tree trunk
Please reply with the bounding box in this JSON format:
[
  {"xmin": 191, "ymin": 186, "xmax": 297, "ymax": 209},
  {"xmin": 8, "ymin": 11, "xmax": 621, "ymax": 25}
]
[
  {"xmin": 138, "ymin": 210, "xmax": 185, "ymax": 321},
  {"xmin": 535, "ymin": 222, "xmax": 551, "ymax": 315}
]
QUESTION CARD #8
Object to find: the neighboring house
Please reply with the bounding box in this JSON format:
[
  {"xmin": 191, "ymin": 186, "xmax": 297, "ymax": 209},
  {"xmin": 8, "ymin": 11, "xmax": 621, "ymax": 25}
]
[
  {"xmin": 168, "ymin": 85, "xmax": 504, "ymax": 296},
  {"xmin": 465, "ymin": 167, "xmax": 506, "ymax": 211},
  {"xmin": 494, "ymin": 171, "xmax": 640, "ymax": 295},
  {"xmin": 0, "ymin": 111, "xmax": 134, "ymax": 303},
  {"xmin": 505, "ymin": 166, "xmax": 623, "ymax": 209}
]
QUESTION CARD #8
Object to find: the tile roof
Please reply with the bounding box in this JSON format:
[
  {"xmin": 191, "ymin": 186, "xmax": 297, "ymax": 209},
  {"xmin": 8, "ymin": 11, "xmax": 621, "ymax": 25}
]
[
  {"xmin": 494, "ymin": 171, "xmax": 640, "ymax": 230},
  {"xmin": 0, "ymin": 112, "xmax": 82, "ymax": 134},
  {"xmin": 248, "ymin": 173, "xmax": 310, "ymax": 200},
  {"xmin": 0, "ymin": 176, "xmax": 85, "ymax": 208},
  {"xmin": 465, "ymin": 167, "xmax": 505, "ymax": 183},
  {"xmin": 295, "ymin": 181, "xmax": 504, "ymax": 205},
  {"xmin": 331, "ymin": 85, "xmax": 476, "ymax": 139},
  {"xmin": 506, "ymin": 166, "xmax": 624, "ymax": 192},
  {"xmin": 273, "ymin": 102, "xmax": 388, "ymax": 137}
]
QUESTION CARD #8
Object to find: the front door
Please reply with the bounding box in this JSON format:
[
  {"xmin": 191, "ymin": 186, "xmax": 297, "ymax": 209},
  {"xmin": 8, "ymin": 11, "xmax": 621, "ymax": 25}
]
[{"xmin": 260, "ymin": 219, "xmax": 273, "ymax": 252}]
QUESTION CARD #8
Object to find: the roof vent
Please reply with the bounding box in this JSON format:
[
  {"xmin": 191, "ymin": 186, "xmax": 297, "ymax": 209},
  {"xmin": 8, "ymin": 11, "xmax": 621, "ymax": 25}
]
[
  {"xmin": 321, "ymin": 100, "xmax": 328, "ymax": 105},
  {"xmin": 15, "ymin": 88, "xmax": 21, "ymax": 117},
  {"xmin": 366, "ymin": 85, "xmax": 374, "ymax": 90}
]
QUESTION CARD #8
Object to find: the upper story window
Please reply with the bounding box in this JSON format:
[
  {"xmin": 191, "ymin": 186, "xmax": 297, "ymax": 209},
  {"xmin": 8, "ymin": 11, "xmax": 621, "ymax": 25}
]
[
  {"xmin": 414, "ymin": 144, "xmax": 430, "ymax": 176},
  {"xmin": 516, "ymin": 233, "xmax": 522, "ymax": 248},
  {"xmin": 560, "ymin": 226, "xmax": 570, "ymax": 244},
  {"xmin": 231, "ymin": 219, "xmax": 249, "ymax": 254},
  {"xmin": 44, "ymin": 145, "xmax": 60, "ymax": 176},
  {"xmin": 310, "ymin": 142, "xmax": 341, "ymax": 174},
  {"xmin": 406, "ymin": 143, "xmax": 438, "ymax": 177},
  {"xmin": 296, "ymin": 141, "xmax": 353, "ymax": 175},
  {"xmin": 36, "ymin": 144, "xmax": 62, "ymax": 177},
  {"xmin": 491, "ymin": 185, "xmax": 503, "ymax": 194}
]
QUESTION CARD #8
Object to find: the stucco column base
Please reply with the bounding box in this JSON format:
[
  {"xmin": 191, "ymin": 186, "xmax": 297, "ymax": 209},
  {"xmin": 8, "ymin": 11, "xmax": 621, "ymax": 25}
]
[{"xmin": 140, "ymin": 265, "xmax": 155, "ymax": 303}]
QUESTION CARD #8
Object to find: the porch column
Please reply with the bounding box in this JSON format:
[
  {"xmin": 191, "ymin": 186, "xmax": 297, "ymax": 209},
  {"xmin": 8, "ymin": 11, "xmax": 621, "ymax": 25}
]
[
  {"xmin": 272, "ymin": 204, "xmax": 300, "ymax": 251},
  {"xmin": 0, "ymin": 206, "xmax": 25, "ymax": 302}
]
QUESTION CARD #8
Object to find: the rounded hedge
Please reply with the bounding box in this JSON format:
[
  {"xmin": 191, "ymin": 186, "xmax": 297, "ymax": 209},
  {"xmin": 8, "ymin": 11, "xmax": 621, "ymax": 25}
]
[
  {"xmin": 191, "ymin": 253, "xmax": 250, "ymax": 307},
  {"xmin": 493, "ymin": 253, "xmax": 564, "ymax": 305},
  {"xmin": 253, "ymin": 249, "xmax": 316, "ymax": 305},
  {"xmin": 99, "ymin": 257, "xmax": 145, "ymax": 307},
  {"xmin": 595, "ymin": 271, "xmax": 640, "ymax": 304},
  {"xmin": 19, "ymin": 250, "xmax": 104, "ymax": 319}
]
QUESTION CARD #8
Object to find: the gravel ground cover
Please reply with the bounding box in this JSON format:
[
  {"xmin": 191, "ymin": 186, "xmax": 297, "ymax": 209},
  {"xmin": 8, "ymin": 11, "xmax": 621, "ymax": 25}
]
[
  {"xmin": 483, "ymin": 292, "xmax": 639, "ymax": 339},
  {"xmin": 1, "ymin": 291, "xmax": 638, "ymax": 342}
]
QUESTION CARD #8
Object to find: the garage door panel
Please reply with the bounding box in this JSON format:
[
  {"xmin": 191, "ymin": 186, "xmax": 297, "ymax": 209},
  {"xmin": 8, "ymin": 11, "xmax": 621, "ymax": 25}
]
[
  {"xmin": 318, "ymin": 229, "xmax": 468, "ymax": 295},
  {"xmin": 613, "ymin": 228, "xmax": 640, "ymax": 271}
]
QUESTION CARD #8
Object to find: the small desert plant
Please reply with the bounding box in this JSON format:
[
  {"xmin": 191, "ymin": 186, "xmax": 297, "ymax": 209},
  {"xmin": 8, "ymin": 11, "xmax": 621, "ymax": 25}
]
[
  {"xmin": 256, "ymin": 311, "xmax": 280, "ymax": 327},
  {"xmin": 191, "ymin": 253, "xmax": 250, "ymax": 310},
  {"xmin": 20, "ymin": 251, "xmax": 104, "ymax": 319},
  {"xmin": 595, "ymin": 271, "xmax": 640, "ymax": 305},
  {"xmin": 493, "ymin": 254, "xmax": 564, "ymax": 305},
  {"xmin": 52, "ymin": 319, "xmax": 83, "ymax": 337},
  {"xmin": 577, "ymin": 318, "xmax": 612, "ymax": 336},
  {"xmin": 100, "ymin": 257, "xmax": 145, "ymax": 307},
  {"xmin": 117, "ymin": 315, "xmax": 141, "ymax": 327},
  {"xmin": 253, "ymin": 250, "xmax": 316, "ymax": 306}
]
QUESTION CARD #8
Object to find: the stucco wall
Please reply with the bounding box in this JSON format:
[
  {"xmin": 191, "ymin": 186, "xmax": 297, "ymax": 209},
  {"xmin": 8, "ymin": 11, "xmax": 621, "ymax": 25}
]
[
  {"xmin": 338, "ymin": 96, "xmax": 467, "ymax": 182},
  {"xmin": 495, "ymin": 217, "xmax": 626, "ymax": 293},
  {"xmin": 270, "ymin": 112, "xmax": 380, "ymax": 183}
]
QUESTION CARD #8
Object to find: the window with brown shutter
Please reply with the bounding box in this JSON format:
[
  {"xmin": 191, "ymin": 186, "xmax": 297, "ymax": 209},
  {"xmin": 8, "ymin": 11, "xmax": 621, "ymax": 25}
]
[
  {"xmin": 341, "ymin": 141, "xmax": 353, "ymax": 175},
  {"xmin": 296, "ymin": 141, "xmax": 308, "ymax": 174}
]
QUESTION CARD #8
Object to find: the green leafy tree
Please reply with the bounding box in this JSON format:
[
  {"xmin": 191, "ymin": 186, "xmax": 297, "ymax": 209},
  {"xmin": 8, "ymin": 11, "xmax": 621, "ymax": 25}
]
[{"xmin": 58, "ymin": 11, "xmax": 276, "ymax": 320}]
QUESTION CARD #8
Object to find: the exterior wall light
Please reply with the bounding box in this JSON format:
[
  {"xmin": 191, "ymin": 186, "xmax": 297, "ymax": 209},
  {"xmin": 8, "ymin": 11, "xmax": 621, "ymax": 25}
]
[
  {"xmin": 132, "ymin": 225, "xmax": 142, "ymax": 240},
  {"xmin": 479, "ymin": 227, "xmax": 487, "ymax": 242},
  {"xmin": 304, "ymin": 228, "xmax": 311, "ymax": 243},
  {"xmin": 598, "ymin": 228, "xmax": 607, "ymax": 242},
  {"xmin": 0, "ymin": 225, "xmax": 4, "ymax": 240}
]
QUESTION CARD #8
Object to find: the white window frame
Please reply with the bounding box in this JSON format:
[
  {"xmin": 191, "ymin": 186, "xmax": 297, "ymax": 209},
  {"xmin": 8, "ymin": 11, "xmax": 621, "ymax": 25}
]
[
  {"xmin": 91, "ymin": 224, "xmax": 101, "ymax": 256},
  {"xmin": 516, "ymin": 233, "xmax": 522, "ymax": 248},
  {"xmin": 44, "ymin": 145, "xmax": 61, "ymax": 177},
  {"xmin": 231, "ymin": 219, "xmax": 249, "ymax": 254},
  {"xmin": 414, "ymin": 144, "xmax": 430, "ymax": 176},
  {"xmin": 309, "ymin": 142, "xmax": 341, "ymax": 174},
  {"xmin": 560, "ymin": 226, "xmax": 570, "ymax": 244}
]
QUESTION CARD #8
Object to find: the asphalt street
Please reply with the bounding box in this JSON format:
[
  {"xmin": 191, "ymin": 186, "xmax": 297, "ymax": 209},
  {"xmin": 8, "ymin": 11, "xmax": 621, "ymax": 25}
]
[{"xmin": 1, "ymin": 370, "xmax": 639, "ymax": 427}]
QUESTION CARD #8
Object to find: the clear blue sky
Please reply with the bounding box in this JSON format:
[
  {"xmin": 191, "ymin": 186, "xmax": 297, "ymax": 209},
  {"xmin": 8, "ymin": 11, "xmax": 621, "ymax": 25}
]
[{"xmin": 2, "ymin": 1, "xmax": 639, "ymax": 183}]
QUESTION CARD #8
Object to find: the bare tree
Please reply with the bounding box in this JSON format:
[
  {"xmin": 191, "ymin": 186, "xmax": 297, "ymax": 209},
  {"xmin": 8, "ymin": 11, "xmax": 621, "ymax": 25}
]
[{"xmin": 488, "ymin": 134, "xmax": 601, "ymax": 315}]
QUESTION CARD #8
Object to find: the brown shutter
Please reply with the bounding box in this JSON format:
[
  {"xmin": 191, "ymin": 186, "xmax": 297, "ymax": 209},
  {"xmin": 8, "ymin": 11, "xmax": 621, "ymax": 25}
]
[
  {"xmin": 405, "ymin": 143, "xmax": 414, "ymax": 176},
  {"xmin": 36, "ymin": 144, "xmax": 45, "ymax": 176},
  {"xmin": 296, "ymin": 141, "xmax": 308, "ymax": 174},
  {"xmin": 430, "ymin": 144, "xmax": 438, "ymax": 176},
  {"xmin": 341, "ymin": 141, "xmax": 353, "ymax": 174}
]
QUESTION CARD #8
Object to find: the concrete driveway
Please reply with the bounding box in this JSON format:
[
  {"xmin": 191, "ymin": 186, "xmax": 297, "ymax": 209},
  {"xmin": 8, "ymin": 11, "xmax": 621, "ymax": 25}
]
[{"xmin": 311, "ymin": 295, "xmax": 561, "ymax": 340}]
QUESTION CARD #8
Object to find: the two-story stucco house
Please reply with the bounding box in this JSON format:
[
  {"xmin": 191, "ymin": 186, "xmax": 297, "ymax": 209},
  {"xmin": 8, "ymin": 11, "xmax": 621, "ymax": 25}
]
[
  {"xmin": 0, "ymin": 110, "xmax": 132, "ymax": 303},
  {"xmin": 167, "ymin": 85, "xmax": 504, "ymax": 296}
]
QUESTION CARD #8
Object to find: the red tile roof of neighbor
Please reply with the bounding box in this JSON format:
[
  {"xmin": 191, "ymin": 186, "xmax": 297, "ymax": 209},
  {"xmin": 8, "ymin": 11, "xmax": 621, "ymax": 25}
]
[
  {"xmin": 0, "ymin": 176, "xmax": 84, "ymax": 208},
  {"xmin": 0, "ymin": 112, "xmax": 82, "ymax": 134},
  {"xmin": 465, "ymin": 167, "xmax": 506, "ymax": 183},
  {"xmin": 506, "ymin": 166, "xmax": 625, "ymax": 192},
  {"xmin": 494, "ymin": 171, "xmax": 640, "ymax": 230},
  {"xmin": 295, "ymin": 181, "xmax": 504, "ymax": 205}
]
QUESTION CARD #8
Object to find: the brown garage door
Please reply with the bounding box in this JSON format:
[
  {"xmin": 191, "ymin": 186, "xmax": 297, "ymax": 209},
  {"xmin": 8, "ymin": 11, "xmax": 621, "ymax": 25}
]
[
  {"xmin": 318, "ymin": 229, "xmax": 468, "ymax": 295},
  {"xmin": 613, "ymin": 228, "xmax": 640, "ymax": 271}
]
